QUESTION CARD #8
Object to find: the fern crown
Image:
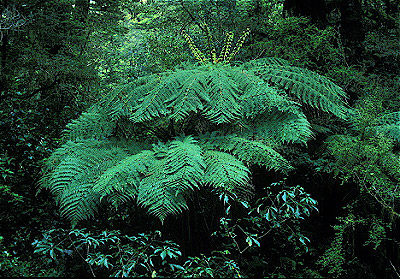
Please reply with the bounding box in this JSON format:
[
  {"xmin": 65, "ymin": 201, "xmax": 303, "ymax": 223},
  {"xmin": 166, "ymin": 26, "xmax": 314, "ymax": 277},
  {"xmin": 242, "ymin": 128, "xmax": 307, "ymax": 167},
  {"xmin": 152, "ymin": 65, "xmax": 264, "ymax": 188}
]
[{"xmin": 41, "ymin": 31, "xmax": 349, "ymax": 224}]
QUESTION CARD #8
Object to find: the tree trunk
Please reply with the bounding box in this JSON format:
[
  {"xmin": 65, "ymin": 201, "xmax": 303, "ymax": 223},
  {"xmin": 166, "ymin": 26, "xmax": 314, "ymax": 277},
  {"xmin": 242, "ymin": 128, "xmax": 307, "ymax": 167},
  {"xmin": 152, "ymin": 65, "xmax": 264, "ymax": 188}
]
[
  {"xmin": 74, "ymin": 0, "xmax": 90, "ymax": 55},
  {"xmin": 0, "ymin": 33, "xmax": 8, "ymax": 95},
  {"xmin": 0, "ymin": 0, "xmax": 9, "ymax": 94},
  {"xmin": 333, "ymin": 0, "xmax": 364, "ymax": 63}
]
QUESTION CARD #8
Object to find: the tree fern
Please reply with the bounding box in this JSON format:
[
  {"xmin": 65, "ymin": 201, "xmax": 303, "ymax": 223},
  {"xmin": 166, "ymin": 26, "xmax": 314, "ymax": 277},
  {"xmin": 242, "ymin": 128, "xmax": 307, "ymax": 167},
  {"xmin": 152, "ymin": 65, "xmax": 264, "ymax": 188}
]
[{"xmin": 41, "ymin": 30, "xmax": 349, "ymax": 224}]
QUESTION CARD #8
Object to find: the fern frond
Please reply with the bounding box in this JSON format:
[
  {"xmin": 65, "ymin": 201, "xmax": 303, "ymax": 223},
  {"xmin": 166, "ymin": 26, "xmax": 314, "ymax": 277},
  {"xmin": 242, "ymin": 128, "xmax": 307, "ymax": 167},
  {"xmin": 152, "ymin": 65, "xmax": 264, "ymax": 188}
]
[
  {"xmin": 137, "ymin": 158, "xmax": 188, "ymax": 223},
  {"xmin": 100, "ymin": 76, "xmax": 160, "ymax": 119},
  {"xmin": 241, "ymin": 58, "xmax": 348, "ymax": 119},
  {"xmin": 42, "ymin": 139, "xmax": 111, "ymax": 172},
  {"xmin": 165, "ymin": 136, "xmax": 205, "ymax": 191},
  {"xmin": 249, "ymin": 109, "xmax": 313, "ymax": 144},
  {"xmin": 203, "ymin": 150, "xmax": 251, "ymax": 200},
  {"xmin": 63, "ymin": 111, "xmax": 115, "ymax": 141},
  {"xmin": 43, "ymin": 157, "xmax": 88, "ymax": 197},
  {"xmin": 105, "ymin": 191, "xmax": 136, "ymax": 209},
  {"xmin": 165, "ymin": 71, "xmax": 210, "ymax": 121},
  {"xmin": 241, "ymin": 57, "xmax": 291, "ymax": 67},
  {"xmin": 199, "ymin": 133, "xmax": 293, "ymax": 172},
  {"xmin": 128, "ymin": 65, "xmax": 243, "ymax": 124},
  {"xmin": 372, "ymin": 111, "xmax": 400, "ymax": 126},
  {"xmin": 136, "ymin": 136, "xmax": 206, "ymax": 222},
  {"xmin": 129, "ymin": 73, "xmax": 177, "ymax": 122},
  {"xmin": 202, "ymin": 66, "xmax": 241, "ymax": 124},
  {"xmin": 92, "ymin": 150, "xmax": 154, "ymax": 200},
  {"xmin": 130, "ymin": 70, "xmax": 201, "ymax": 123},
  {"xmin": 42, "ymin": 142, "xmax": 129, "ymax": 221},
  {"xmin": 59, "ymin": 184, "xmax": 100, "ymax": 223},
  {"xmin": 239, "ymin": 79, "xmax": 300, "ymax": 119}
]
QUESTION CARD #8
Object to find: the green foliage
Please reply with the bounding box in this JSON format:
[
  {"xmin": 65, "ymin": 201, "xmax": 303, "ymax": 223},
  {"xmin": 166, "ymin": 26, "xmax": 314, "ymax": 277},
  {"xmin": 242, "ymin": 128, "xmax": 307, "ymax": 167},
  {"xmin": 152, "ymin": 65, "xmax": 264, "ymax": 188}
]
[
  {"xmin": 0, "ymin": 233, "xmax": 63, "ymax": 277},
  {"xmin": 3, "ymin": 0, "xmax": 400, "ymax": 277},
  {"xmin": 213, "ymin": 180, "xmax": 319, "ymax": 277},
  {"xmin": 322, "ymin": 99, "xmax": 400, "ymax": 216},
  {"xmin": 33, "ymin": 228, "xmax": 182, "ymax": 277},
  {"xmin": 218, "ymin": 181, "xmax": 318, "ymax": 252},
  {"xmin": 0, "ymin": 235, "xmax": 27, "ymax": 276},
  {"xmin": 174, "ymin": 252, "xmax": 242, "ymax": 278},
  {"xmin": 41, "ymin": 49, "xmax": 348, "ymax": 224},
  {"xmin": 317, "ymin": 213, "xmax": 365, "ymax": 277},
  {"xmin": 316, "ymin": 75, "xmax": 400, "ymax": 277},
  {"xmin": 361, "ymin": 0, "xmax": 400, "ymax": 74},
  {"xmin": 0, "ymin": 155, "xmax": 23, "ymax": 204},
  {"xmin": 250, "ymin": 16, "xmax": 344, "ymax": 71},
  {"xmin": 317, "ymin": 209, "xmax": 392, "ymax": 278},
  {"xmin": 364, "ymin": 217, "xmax": 389, "ymax": 250},
  {"xmin": 32, "ymin": 227, "xmax": 246, "ymax": 278}
]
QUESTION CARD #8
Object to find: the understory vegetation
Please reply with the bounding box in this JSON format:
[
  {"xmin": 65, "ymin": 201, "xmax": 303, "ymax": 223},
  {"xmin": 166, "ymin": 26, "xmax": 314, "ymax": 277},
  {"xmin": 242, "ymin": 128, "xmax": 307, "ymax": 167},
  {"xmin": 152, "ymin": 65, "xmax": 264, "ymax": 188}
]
[{"xmin": 1, "ymin": 0, "xmax": 400, "ymax": 277}]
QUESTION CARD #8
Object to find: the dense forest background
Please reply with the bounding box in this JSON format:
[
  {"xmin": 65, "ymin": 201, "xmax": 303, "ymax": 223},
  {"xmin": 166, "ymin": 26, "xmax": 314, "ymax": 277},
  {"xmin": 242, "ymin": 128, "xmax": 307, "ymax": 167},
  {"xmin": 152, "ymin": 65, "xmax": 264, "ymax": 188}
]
[{"xmin": 1, "ymin": 0, "xmax": 400, "ymax": 277}]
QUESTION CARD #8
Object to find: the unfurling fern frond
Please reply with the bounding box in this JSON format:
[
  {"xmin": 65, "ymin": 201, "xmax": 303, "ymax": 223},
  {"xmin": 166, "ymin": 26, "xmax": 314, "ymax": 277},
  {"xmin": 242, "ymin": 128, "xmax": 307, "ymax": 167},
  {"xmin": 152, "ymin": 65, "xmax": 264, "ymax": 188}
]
[
  {"xmin": 227, "ymin": 28, "xmax": 250, "ymax": 62},
  {"xmin": 182, "ymin": 29, "xmax": 208, "ymax": 63},
  {"xmin": 182, "ymin": 27, "xmax": 249, "ymax": 64},
  {"xmin": 219, "ymin": 31, "xmax": 234, "ymax": 62}
]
